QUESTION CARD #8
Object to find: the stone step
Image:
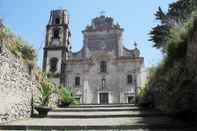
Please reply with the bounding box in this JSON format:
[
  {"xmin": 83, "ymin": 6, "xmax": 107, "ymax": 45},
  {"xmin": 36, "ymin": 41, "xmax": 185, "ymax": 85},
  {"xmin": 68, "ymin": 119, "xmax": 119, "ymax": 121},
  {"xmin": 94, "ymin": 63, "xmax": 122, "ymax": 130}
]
[
  {"xmin": 1, "ymin": 105, "xmax": 195, "ymax": 130},
  {"xmin": 47, "ymin": 110, "xmax": 166, "ymax": 118},
  {"xmin": 52, "ymin": 106, "xmax": 144, "ymax": 112},
  {"xmin": 69, "ymin": 104, "xmax": 135, "ymax": 108},
  {"xmin": 0, "ymin": 117, "xmax": 192, "ymax": 130}
]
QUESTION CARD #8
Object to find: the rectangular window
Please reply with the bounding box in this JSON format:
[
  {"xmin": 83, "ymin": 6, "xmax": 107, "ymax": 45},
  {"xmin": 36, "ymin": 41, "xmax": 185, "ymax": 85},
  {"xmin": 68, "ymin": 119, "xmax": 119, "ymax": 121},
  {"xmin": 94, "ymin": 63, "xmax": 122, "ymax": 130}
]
[
  {"xmin": 127, "ymin": 75, "xmax": 133, "ymax": 84},
  {"xmin": 75, "ymin": 76, "xmax": 80, "ymax": 86},
  {"xmin": 128, "ymin": 96, "xmax": 134, "ymax": 103},
  {"xmin": 100, "ymin": 61, "xmax": 107, "ymax": 73}
]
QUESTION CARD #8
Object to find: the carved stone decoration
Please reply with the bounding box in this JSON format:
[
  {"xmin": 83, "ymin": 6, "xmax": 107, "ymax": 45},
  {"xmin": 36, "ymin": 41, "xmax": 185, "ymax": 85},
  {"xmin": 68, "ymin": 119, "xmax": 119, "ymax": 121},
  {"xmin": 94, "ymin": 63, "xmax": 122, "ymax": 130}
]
[
  {"xmin": 87, "ymin": 39, "xmax": 116, "ymax": 52},
  {"xmin": 133, "ymin": 48, "xmax": 140, "ymax": 58},
  {"xmin": 84, "ymin": 15, "xmax": 123, "ymax": 32},
  {"xmin": 51, "ymin": 39, "xmax": 60, "ymax": 46}
]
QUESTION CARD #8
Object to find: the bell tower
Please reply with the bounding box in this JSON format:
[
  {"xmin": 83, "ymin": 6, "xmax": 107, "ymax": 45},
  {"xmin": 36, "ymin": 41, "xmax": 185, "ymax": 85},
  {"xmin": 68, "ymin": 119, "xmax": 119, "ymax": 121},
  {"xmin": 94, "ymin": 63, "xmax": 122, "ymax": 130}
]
[{"xmin": 43, "ymin": 9, "xmax": 71, "ymax": 86}]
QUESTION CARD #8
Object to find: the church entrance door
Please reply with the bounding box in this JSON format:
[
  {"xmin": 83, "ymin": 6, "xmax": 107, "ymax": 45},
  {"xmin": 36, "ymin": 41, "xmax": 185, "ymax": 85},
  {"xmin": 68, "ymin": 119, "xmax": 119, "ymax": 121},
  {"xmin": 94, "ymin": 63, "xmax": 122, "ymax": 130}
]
[
  {"xmin": 99, "ymin": 93, "xmax": 109, "ymax": 104},
  {"xmin": 128, "ymin": 96, "xmax": 134, "ymax": 103}
]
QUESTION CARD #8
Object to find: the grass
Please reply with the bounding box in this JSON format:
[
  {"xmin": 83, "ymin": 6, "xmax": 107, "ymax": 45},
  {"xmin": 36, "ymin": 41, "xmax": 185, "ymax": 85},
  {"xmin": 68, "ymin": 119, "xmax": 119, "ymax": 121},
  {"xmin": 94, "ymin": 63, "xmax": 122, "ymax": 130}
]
[{"xmin": 0, "ymin": 26, "xmax": 36, "ymax": 66}]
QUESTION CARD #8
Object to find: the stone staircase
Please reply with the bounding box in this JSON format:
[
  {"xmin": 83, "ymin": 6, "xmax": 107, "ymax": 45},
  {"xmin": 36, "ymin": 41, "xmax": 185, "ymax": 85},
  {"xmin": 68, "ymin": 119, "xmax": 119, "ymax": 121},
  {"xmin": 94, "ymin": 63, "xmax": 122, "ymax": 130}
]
[{"xmin": 0, "ymin": 104, "xmax": 195, "ymax": 130}]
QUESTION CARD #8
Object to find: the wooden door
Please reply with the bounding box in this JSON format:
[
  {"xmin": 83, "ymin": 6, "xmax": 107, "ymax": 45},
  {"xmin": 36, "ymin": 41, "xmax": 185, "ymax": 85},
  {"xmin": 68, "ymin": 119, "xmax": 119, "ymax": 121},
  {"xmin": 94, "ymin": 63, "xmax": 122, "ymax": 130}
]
[
  {"xmin": 99, "ymin": 93, "xmax": 109, "ymax": 104},
  {"xmin": 128, "ymin": 96, "xmax": 134, "ymax": 103}
]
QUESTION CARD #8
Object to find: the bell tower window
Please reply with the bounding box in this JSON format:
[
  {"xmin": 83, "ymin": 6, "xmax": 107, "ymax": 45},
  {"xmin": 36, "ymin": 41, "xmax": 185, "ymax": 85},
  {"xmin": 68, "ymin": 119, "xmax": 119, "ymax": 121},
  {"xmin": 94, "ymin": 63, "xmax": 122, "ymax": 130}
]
[
  {"xmin": 100, "ymin": 61, "xmax": 107, "ymax": 73},
  {"xmin": 75, "ymin": 76, "xmax": 80, "ymax": 86},
  {"xmin": 49, "ymin": 57, "xmax": 58, "ymax": 73},
  {"xmin": 55, "ymin": 18, "xmax": 60, "ymax": 24},
  {"xmin": 53, "ymin": 30, "xmax": 60, "ymax": 39}
]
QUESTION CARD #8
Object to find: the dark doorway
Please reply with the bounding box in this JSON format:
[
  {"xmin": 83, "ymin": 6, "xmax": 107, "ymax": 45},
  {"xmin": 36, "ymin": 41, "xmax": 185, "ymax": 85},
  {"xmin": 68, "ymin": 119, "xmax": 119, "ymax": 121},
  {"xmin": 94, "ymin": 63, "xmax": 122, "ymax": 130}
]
[
  {"xmin": 128, "ymin": 96, "xmax": 134, "ymax": 103},
  {"xmin": 99, "ymin": 93, "xmax": 109, "ymax": 104}
]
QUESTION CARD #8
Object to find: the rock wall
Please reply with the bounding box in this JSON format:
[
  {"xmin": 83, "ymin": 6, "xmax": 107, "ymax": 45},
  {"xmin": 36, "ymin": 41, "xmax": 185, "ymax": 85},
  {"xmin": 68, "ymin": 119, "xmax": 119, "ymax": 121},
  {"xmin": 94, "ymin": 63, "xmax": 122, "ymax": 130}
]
[
  {"xmin": 186, "ymin": 20, "xmax": 197, "ymax": 110},
  {"xmin": 187, "ymin": 20, "xmax": 197, "ymax": 72},
  {"xmin": 0, "ymin": 43, "xmax": 39, "ymax": 123}
]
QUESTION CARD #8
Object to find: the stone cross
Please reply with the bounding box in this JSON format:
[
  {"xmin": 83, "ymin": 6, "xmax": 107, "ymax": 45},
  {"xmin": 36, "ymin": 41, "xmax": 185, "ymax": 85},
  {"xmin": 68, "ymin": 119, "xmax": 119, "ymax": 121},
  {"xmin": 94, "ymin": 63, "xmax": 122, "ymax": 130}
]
[
  {"xmin": 134, "ymin": 42, "xmax": 138, "ymax": 48},
  {"xmin": 58, "ymin": 6, "xmax": 63, "ymax": 10},
  {"xmin": 100, "ymin": 10, "xmax": 106, "ymax": 16}
]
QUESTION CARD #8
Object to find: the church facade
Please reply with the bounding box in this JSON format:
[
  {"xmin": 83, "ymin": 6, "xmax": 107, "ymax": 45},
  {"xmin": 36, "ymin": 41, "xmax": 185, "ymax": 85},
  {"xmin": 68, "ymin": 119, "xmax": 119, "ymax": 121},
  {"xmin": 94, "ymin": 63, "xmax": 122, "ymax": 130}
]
[{"xmin": 43, "ymin": 9, "xmax": 146, "ymax": 104}]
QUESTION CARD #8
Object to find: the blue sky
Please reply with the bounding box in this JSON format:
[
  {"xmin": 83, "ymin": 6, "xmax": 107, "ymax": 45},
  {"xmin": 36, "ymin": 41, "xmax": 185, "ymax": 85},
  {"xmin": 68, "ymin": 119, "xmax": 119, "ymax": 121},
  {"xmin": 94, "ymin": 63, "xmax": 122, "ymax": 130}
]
[{"xmin": 0, "ymin": 0, "xmax": 175, "ymax": 67}]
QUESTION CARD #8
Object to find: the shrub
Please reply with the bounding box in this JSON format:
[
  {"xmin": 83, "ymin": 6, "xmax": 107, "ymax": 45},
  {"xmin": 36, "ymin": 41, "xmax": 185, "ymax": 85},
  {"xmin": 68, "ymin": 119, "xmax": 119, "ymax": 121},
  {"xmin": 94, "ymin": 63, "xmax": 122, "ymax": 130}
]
[
  {"xmin": 58, "ymin": 85, "xmax": 75, "ymax": 107},
  {"xmin": 20, "ymin": 44, "xmax": 36, "ymax": 61},
  {"xmin": 137, "ymin": 86, "xmax": 155, "ymax": 108},
  {"xmin": 72, "ymin": 97, "xmax": 80, "ymax": 105},
  {"xmin": 165, "ymin": 20, "xmax": 193, "ymax": 66},
  {"xmin": 38, "ymin": 81, "xmax": 54, "ymax": 106},
  {"xmin": 34, "ymin": 71, "xmax": 55, "ymax": 106}
]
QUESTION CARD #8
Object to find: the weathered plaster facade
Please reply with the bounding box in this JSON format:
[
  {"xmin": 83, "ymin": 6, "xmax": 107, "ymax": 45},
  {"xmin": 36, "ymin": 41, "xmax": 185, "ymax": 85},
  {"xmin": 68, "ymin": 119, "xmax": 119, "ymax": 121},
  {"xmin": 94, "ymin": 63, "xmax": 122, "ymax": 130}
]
[{"xmin": 43, "ymin": 9, "xmax": 146, "ymax": 104}]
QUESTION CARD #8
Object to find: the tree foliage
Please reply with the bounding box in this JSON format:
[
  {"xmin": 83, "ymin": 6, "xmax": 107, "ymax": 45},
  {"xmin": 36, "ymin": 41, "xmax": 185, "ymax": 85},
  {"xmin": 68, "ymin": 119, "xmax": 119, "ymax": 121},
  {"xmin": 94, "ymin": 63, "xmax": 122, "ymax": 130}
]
[{"xmin": 150, "ymin": 0, "xmax": 197, "ymax": 52}]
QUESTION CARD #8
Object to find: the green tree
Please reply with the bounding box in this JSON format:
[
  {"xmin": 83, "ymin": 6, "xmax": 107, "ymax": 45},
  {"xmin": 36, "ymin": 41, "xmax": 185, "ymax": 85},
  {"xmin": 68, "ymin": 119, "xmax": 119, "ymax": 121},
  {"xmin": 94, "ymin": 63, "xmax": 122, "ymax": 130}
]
[{"xmin": 149, "ymin": 0, "xmax": 197, "ymax": 52}]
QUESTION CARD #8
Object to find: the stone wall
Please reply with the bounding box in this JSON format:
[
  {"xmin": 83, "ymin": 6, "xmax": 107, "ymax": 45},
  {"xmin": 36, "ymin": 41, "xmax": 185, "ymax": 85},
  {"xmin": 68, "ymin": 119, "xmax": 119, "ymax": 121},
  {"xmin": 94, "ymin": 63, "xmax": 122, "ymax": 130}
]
[
  {"xmin": 186, "ymin": 20, "xmax": 197, "ymax": 109},
  {"xmin": 0, "ymin": 44, "xmax": 39, "ymax": 123},
  {"xmin": 187, "ymin": 21, "xmax": 197, "ymax": 72}
]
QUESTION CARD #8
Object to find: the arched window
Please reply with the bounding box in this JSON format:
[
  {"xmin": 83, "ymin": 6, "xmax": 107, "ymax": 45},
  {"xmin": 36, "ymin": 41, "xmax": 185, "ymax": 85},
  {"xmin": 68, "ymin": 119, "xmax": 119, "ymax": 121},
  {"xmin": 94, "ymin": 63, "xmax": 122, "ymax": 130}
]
[
  {"xmin": 49, "ymin": 57, "xmax": 58, "ymax": 73},
  {"xmin": 127, "ymin": 74, "xmax": 133, "ymax": 84},
  {"xmin": 53, "ymin": 30, "xmax": 59, "ymax": 38},
  {"xmin": 55, "ymin": 18, "xmax": 60, "ymax": 24},
  {"xmin": 75, "ymin": 76, "xmax": 80, "ymax": 86},
  {"xmin": 100, "ymin": 61, "xmax": 107, "ymax": 73}
]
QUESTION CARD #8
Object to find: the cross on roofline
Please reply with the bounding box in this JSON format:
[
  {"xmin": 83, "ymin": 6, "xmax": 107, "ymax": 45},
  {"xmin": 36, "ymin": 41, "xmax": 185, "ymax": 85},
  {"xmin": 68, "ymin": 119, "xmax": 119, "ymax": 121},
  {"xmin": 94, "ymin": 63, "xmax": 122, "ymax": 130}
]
[
  {"xmin": 58, "ymin": 6, "xmax": 63, "ymax": 9},
  {"xmin": 134, "ymin": 42, "xmax": 138, "ymax": 48},
  {"xmin": 100, "ymin": 10, "xmax": 106, "ymax": 16}
]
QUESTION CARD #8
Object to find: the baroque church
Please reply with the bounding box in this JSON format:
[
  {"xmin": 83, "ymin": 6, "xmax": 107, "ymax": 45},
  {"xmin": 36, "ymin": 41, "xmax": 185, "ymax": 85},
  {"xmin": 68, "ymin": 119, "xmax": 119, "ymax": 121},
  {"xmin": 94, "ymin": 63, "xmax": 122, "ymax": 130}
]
[{"xmin": 43, "ymin": 9, "xmax": 146, "ymax": 104}]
